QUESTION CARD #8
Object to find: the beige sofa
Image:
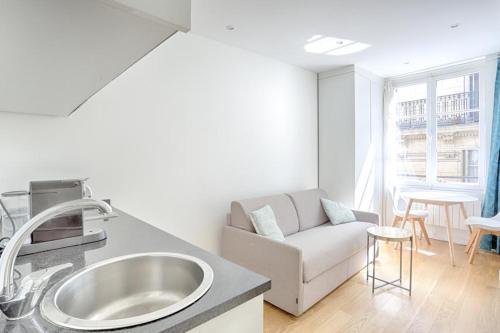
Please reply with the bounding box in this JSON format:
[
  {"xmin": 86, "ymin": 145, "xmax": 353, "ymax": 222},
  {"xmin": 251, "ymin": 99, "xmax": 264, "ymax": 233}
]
[{"xmin": 221, "ymin": 188, "xmax": 378, "ymax": 316}]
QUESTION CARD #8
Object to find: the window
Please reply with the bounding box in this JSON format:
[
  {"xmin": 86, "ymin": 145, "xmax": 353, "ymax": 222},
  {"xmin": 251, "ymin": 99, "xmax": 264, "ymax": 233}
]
[
  {"xmin": 390, "ymin": 71, "xmax": 481, "ymax": 186},
  {"xmin": 393, "ymin": 83, "xmax": 427, "ymax": 181},
  {"xmin": 436, "ymin": 73, "xmax": 480, "ymax": 183}
]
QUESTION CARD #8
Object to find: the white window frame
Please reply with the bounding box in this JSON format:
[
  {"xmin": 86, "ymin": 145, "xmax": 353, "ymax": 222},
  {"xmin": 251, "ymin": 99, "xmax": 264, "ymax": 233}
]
[{"xmin": 388, "ymin": 61, "xmax": 488, "ymax": 192}]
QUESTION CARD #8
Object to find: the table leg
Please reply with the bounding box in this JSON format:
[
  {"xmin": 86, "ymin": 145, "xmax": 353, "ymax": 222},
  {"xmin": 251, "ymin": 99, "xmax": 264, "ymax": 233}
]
[
  {"xmin": 422, "ymin": 204, "xmax": 428, "ymax": 240},
  {"xmin": 399, "ymin": 239, "xmax": 402, "ymax": 285},
  {"xmin": 444, "ymin": 204, "xmax": 456, "ymax": 266},
  {"xmin": 459, "ymin": 202, "xmax": 472, "ymax": 233},
  {"xmin": 411, "ymin": 219, "xmax": 418, "ymax": 252},
  {"xmin": 372, "ymin": 238, "xmax": 376, "ymax": 293},
  {"xmin": 418, "ymin": 218, "xmax": 431, "ymax": 245},
  {"xmin": 366, "ymin": 234, "xmax": 369, "ymax": 282},
  {"xmin": 409, "ymin": 237, "xmax": 413, "ymax": 296}
]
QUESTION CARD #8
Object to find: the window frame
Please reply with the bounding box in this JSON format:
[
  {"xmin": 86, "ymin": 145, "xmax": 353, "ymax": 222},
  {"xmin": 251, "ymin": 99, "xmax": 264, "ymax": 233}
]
[{"xmin": 388, "ymin": 62, "xmax": 487, "ymax": 191}]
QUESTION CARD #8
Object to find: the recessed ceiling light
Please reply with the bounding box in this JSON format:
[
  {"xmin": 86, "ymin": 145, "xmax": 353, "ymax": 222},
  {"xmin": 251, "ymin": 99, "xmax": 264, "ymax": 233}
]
[
  {"xmin": 450, "ymin": 23, "xmax": 460, "ymax": 28},
  {"xmin": 304, "ymin": 35, "xmax": 370, "ymax": 56},
  {"xmin": 225, "ymin": 25, "xmax": 235, "ymax": 31}
]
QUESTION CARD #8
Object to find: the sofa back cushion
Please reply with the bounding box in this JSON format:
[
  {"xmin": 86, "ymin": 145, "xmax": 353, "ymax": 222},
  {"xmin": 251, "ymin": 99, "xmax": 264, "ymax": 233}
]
[
  {"xmin": 286, "ymin": 188, "xmax": 329, "ymax": 231},
  {"xmin": 230, "ymin": 194, "xmax": 300, "ymax": 236}
]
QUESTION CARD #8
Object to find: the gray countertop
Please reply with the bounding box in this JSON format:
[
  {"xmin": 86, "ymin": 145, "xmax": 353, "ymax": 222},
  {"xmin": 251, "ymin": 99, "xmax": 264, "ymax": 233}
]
[{"xmin": 0, "ymin": 209, "xmax": 270, "ymax": 333}]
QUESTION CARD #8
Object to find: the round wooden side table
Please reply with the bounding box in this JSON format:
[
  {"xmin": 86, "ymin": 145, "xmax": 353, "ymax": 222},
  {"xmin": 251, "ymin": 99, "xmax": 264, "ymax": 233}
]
[{"xmin": 366, "ymin": 226, "xmax": 413, "ymax": 295}]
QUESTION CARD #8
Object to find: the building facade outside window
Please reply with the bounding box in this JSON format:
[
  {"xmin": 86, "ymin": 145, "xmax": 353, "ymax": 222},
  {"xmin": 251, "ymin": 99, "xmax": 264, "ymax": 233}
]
[{"xmin": 388, "ymin": 66, "xmax": 484, "ymax": 188}]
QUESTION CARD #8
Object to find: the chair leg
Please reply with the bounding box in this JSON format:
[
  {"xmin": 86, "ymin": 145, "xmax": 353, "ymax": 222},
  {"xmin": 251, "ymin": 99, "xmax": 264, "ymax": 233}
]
[
  {"xmin": 411, "ymin": 220, "xmax": 419, "ymax": 252},
  {"xmin": 468, "ymin": 229, "xmax": 482, "ymax": 264},
  {"xmin": 391, "ymin": 216, "xmax": 400, "ymax": 227},
  {"xmin": 418, "ymin": 218, "xmax": 431, "ymax": 246},
  {"xmin": 394, "ymin": 218, "xmax": 408, "ymax": 249},
  {"xmin": 465, "ymin": 229, "xmax": 479, "ymax": 254},
  {"xmin": 389, "ymin": 216, "xmax": 401, "ymax": 244},
  {"xmin": 401, "ymin": 218, "xmax": 407, "ymax": 230}
]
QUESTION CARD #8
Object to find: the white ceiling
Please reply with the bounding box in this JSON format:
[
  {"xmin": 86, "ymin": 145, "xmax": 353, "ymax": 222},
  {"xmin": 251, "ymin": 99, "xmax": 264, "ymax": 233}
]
[{"xmin": 191, "ymin": 0, "xmax": 500, "ymax": 77}]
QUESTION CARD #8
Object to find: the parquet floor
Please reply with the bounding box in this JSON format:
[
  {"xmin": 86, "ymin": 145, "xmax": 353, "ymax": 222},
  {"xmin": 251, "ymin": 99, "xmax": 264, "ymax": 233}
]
[{"xmin": 264, "ymin": 240, "xmax": 500, "ymax": 333}]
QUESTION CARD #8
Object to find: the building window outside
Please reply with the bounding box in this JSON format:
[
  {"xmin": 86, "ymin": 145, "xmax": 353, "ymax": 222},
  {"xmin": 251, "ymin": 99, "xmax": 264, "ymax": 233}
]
[
  {"xmin": 394, "ymin": 83, "xmax": 427, "ymax": 181},
  {"xmin": 391, "ymin": 72, "xmax": 480, "ymax": 185},
  {"xmin": 463, "ymin": 149, "xmax": 479, "ymax": 183}
]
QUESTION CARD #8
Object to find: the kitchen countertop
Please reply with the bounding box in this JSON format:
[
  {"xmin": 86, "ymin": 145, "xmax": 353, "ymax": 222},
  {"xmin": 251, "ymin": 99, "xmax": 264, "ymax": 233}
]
[{"xmin": 0, "ymin": 209, "xmax": 271, "ymax": 333}]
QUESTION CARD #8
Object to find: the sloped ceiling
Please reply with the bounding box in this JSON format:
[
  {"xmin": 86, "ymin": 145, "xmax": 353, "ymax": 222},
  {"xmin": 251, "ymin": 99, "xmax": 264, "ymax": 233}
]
[{"xmin": 0, "ymin": 0, "xmax": 181, "ymax": 116}]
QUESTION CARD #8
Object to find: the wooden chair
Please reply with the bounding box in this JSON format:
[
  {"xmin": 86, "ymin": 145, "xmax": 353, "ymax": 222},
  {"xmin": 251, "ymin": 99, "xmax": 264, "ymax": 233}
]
[
  {"xmin": 465, "ymin": 213, "xmax": 500, "ymax": 264},
  {"xmin": 390, "ymin": 188, "xmax": 431, "ymax": 251}
]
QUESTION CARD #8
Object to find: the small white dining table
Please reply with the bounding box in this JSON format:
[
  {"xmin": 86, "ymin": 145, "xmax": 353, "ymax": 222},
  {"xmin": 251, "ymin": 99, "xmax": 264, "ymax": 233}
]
[{"xmin": 400, "ymin": 190, "xmax": 478, "ymax": 266}]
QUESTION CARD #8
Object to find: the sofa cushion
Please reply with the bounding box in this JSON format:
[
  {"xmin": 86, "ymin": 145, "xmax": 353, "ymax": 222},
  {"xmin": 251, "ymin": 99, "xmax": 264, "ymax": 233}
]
[
  {"xmin": 286, "ymin": 189, "xmax": 329, "ymax": 231},
  {"xmin": 320, "ymin": 198, "xmax": 356, "ymax": 225},
  {"xmin": 285, "ymin": 222, "xmax": 373, "ymax": 282},
  {"xmin": 249, "ymin": 205, "xmax": 285, "ymax": 241},
  {"xmin": 231, "ymin": 194, "xmax": 300, "ymax": 236}
]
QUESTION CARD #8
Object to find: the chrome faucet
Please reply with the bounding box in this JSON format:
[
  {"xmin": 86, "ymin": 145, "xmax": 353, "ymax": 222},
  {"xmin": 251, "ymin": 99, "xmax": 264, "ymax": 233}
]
[{"xmin": 0, "ymin": 199, "xmax": 113, "ymax": 319}]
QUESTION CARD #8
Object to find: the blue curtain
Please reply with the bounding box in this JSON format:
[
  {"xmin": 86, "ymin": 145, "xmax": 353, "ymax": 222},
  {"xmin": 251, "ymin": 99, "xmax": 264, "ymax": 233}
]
[{"xmin": 481, "ymin": 58, "xmax": 500, "ymax": 253}]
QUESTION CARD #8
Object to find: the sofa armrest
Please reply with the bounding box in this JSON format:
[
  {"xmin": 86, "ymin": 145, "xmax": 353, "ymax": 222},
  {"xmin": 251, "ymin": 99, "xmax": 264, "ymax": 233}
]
[
  {"xmin": 221, "ymin": 226, "xmax": 303, "ymax": 315},
  {"xmin": 352, "ymin": 210, "xmax": 379, "ymax": 225}
]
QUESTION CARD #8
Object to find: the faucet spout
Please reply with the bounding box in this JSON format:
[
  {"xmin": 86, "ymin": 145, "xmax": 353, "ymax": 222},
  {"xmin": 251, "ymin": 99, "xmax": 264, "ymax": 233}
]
[{"xmin": 0, "ymin": 199, "xmax": 112, "ymax": 303}]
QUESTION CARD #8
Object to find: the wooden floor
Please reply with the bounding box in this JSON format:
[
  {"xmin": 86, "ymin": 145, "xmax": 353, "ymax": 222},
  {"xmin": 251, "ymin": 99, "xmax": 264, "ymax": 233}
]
[{"xmin": 264, "ymin": 240, "xmax": 500, "ymax": 333}]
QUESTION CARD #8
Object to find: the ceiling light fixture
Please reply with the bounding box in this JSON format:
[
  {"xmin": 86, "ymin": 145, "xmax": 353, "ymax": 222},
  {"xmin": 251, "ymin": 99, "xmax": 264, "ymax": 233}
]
[
  {"xmin": 304, "ymin": 36, "xmax": 352, "ymax": 54},
  {"xmin": 327, "ymin": 42, "xmax": 371, "ymax": 56},
  {"xmin": 304, "ymin": 35, "xmax": 371, "ymax": 56},
  {"xmin": 450, "ymin": 23, "xmax": 460, "ymax": 28},
  {"xmin": 225, "ymin": 25, "xmax": 235, "ymax": 31},
  {"xmin": 404, "ymin": 61, "xmax": 410, "ymax": 65},
  {"xmin": 307, "ymin": 34, "xmax": 323, "ymax": 42}
]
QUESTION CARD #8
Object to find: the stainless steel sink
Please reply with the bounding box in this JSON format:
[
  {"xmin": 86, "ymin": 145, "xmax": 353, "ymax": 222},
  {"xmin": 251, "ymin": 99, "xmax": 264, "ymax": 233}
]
[{"xmin": 40, "ymin": 252, "xmax": 214, "ymax": 330}]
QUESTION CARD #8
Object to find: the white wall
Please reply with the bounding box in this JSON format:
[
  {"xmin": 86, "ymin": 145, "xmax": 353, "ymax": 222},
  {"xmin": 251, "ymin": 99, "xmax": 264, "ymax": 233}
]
[
  {"xmin": 318, "ymin": 70, "xmax": 355, "ymax": 205},
  {"xmin": 0, "ymin": 32, "xmax": 318, "ymax": 253},
  {"xmin": 318, "ymin": 66, "xmax": 384, "ymax": 213},
  {"xmin": 354, "ymin": 70, "xmax": 384, "ymax": 213}
]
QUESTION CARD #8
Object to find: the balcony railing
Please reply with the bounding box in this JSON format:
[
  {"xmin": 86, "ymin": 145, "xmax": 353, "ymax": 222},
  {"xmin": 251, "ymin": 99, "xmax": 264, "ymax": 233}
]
[
  {"xmin": 397, "ymin": 98, "xmax": 426, "ymax": 129},
  {"xmin": 396, "ymin": 91, "xmax": 479, "ymax": 129},
  {"xmin": 396, "ymin": 173, "xmax": 478, "ymax": 183}
]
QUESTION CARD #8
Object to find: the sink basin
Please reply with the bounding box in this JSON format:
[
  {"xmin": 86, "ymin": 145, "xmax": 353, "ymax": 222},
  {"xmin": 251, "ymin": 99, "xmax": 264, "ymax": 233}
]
[{"xmin": 40, "ymin": 252, "xmax": 214, "ymax": 330}]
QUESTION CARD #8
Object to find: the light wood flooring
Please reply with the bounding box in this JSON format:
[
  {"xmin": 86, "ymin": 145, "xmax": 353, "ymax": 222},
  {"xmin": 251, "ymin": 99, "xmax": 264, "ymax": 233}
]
[{"xmin": 264, "ymin": 240, "xmax": 500, "ymax": 333}]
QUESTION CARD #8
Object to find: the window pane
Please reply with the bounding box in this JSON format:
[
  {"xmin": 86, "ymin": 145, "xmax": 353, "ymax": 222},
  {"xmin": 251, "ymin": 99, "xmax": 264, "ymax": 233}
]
[
  {"xmin": 436, "ymin": 73, "xmax": 479, "ymax": 184},
  {"xmin": 393, "ymin": 83, "xmax": 427, "ymax": 182}
]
